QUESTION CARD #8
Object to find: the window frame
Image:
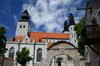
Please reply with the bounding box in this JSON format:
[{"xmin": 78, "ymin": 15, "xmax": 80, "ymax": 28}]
[
  {"xmin": 20, "ymin": 25, "xmax": 22, "ymax": 28},
  {"xmin": 37, "ymin": 48, "xmax": 42, "ymax": 62},
  {"xmin": 23, "ymin": 25, "xmax": 25, "ymax": 28},
  {"xmin": 8, "ymin": 47, "xmax": 15, "ymax": 59}
]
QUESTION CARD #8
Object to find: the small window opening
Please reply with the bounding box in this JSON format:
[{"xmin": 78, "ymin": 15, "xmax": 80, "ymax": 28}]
[
  {"xmin": 72, "ymin": 33, "xmax": 73, "ymax": 38},
  {"xmin": 67, "ymin": 56, "xmax": 72, "ymax": 61},
  {"xmin": 74, "ymin": 33, "xmax": 75, "ymax": 37},
  {"xmin": 26, "ymin": 38, "xmax": 28, "ymax": 40},
  {"xmin": 20, "ymin": 25, "xmax": 22, "ymax": 28},
  {"xmin": 49, "ymin": 40, "xmax": 51, "ymax": 42},
  {"xmin": 13, "ymin": 38, "xmax": 15, "ymax": 41},
  {"xmin": 71, "ymin": 27, "xmax": 72, "ymax": 30},
  {"xmin": 23, "ymin": 25, "xmax": 25, "ymax": 28},
  {"xmin": 39, "ymin": 39, "xmax": 41, "ymax": 42},
  {"xmin": 53, "ymin": 40, "xmax": 55, "ymax": 42},
  {"xmin": 90, "ymin": 8, "xmax": 92, "ymax": 14},
  {"xmin": 75, "ymin": 40, "xmax": 76, "ymax": 42}
]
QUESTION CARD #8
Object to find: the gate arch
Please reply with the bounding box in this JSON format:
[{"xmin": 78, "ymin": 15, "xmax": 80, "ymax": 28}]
[
  {"xmin": 41, "ymin": 41, "xmax": 79, "ymax": 66},
  {"xmin": 50, "ymin": 54, "xmax": 76, "ymax": 66}
]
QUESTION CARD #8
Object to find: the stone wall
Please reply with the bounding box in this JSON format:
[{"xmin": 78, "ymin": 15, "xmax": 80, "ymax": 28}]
[
  {"xmin": 85, "ymin": 0, "xmax": 100, "ymax": 66},
  {"xmin": 41, "ymin": 42, "xmax": 81, "ymax": 66}
]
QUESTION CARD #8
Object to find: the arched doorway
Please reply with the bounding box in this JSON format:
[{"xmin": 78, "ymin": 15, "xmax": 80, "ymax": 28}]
[
  {"xmin": 57, "ymin": 58, "xmax": 62, "ymax": 66},
  {"xmin": 50, "ymin": 54, "xmax": 75, "ymax": 66}
]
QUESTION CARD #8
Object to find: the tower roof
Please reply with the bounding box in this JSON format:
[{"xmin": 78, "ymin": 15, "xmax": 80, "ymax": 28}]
[
  {"xmin": 69, "ymin": 13, "xmax": 76, "ymax": 25},
  {"xmin": 21, "ymin": 10, "xmax": 29, "ymax": 20}
]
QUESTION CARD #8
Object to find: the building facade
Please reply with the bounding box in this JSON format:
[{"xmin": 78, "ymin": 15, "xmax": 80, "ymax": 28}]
[
  {"xmin": 5, "ymin": 10, "xmax": 84, "ymax": 66},
  {"xmin": 81, "ymin": 0, "xmax": 100, "ymax": 66}
]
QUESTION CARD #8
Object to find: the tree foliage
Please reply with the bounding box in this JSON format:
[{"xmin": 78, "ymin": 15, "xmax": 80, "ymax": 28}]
[
  {"xmin": 0, "ymin": 26, "xmax": 8, "ymax": 55},
  {"xmin": 74, "ymin": 17, "xmax": 85, "ymax": 56},
  {"xmin": 16, "ymin": 47, "xmax": 32, "ymax": 66}
]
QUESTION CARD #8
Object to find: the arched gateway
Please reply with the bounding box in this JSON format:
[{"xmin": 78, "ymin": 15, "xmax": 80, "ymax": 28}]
[{"xmin": 41, "ymin": 41, "xmax": 79, "ymax": 66}]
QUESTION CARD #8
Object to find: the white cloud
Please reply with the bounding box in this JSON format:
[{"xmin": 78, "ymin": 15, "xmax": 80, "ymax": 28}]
[
  {"xmin": 0, "ymin": 23, "xmax": 10, "ymax": 30},
  {"xmin": 22, "ymin": 0, "xmax": 85, "ymax": 33},
  {"xmin": 13, "ymin": 15, "xmax": 17, "ymax": 24},
  {"xmin": 6, "ymin": 0, "xmax": 12, "ymax": 13}
]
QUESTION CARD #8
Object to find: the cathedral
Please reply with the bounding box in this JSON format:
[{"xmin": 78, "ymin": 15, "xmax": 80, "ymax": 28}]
[{"xmin": 5, "ymin": 10, "xmax": 84, "ymax": 66}]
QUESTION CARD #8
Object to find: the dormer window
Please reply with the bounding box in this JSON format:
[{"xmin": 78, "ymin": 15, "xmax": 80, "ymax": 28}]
[
  {"xmin": 20, "ymin": 25, "xmax": 22, "ymax": 28},
  {"xmin": 39, "ymin": 39, "xmax": 41, "ymax": 42},
  {"xmin": 23, "ymin": 25, "xmax": 25, "ymax": 28},
  {"xmin": 12, "ymin": 38, "xmax": 15, "ymax": 41}
]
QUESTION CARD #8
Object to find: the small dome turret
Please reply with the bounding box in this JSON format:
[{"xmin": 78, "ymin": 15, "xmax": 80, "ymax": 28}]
[{"xmin": 21, "ymin": 10, "xmax": 29, "ymax": 20}]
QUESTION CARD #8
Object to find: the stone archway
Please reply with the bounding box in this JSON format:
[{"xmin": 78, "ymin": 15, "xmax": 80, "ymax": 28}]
[
  {"xmin": 41, "ymin": 41, "xmax": 80, "ymax": 66},
  {"xmin": 50, "ymin": 54, "xmax": 75, "ymax": 66}
]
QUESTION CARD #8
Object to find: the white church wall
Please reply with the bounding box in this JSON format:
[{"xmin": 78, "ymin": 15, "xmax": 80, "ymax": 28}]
[
  {"xmin": 69, "ymin": 25, "xmax": 78, "ymax": 47},
  {"xmin": 20, "ymin": 43, "xmax": 33, "ymax": 66},
  {"xmin": 5, "ymin": 41, "xmax": 34, "ymax": 66},
  {"xmin": 43, "ymin": 39, "xmax": 70, "ymax": 43},
  {"xmin": 5, "ymin": 41, "xmax": 18, "ymax": 59},
  {"xmin": 34, "ymin": 42, "xmax": 47, "ymax": 63}
]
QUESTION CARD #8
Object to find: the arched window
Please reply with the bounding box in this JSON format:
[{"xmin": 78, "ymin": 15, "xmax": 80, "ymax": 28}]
[
  {"xmin": 23, "ymin": 25, "xmax": 25, "ymax": 28},
  {"xmin": 37, "ymin": 48, "xmax": 42, "ymax": 62},
  {"xmin": 9, "ymin": 47, "xmax": 14, "ymax": 59},
  {"xmin": 20, "ymin": 25, "xmax": 22, "ymax": 28},
  {"xmin": 74, "ymin": 33, "xmax": 75, "ymax": 37},
  {"xmin": 67, "ymin": 55, "xmax": 72, "ymax": 61},
  {"xmin": 72, "ymin": 33, "xmax": 73, "ymax": 38}
]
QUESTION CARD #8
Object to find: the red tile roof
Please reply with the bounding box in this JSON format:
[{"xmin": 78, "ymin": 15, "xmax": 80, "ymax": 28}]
[
  {"xmin": 9, "ymin": 32, "xmax": 69, "ymax": 48},
  {"xmin": 30, "ymin": 32, "xmax": 69, "ymax": 42},
  {"xmin": 5, "ymin": 57, "xmax": 14, "ymax": 60},
  {"xmin": 48, "ymin": 42, "xmax": 54, "ymax": 48},
  {"xmin": 9, "ymin": 36, "xmax": 24, "ymax": 42}
]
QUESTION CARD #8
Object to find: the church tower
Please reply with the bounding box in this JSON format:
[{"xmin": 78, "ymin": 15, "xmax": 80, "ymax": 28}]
[
  {"xmin": 69, "ymin": 13, "xmax": 77, "ymax": 47},
  {"xmin": 15, "ymin": 10, "xmax": 30, "ymax": 37},
  {"xmin": 62, "ymin": 21, "xmax": 69, "ymax": 34}
]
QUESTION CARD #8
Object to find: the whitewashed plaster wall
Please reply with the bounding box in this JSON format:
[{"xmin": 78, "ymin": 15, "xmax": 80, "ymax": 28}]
[
  {"xmin": 5, "ymin": 41, "xmax": 34, "ymax": 66},
  {"xmin": 34, "ymin": 42, "xmax": 47, "ymax": 63},
  {"xmin": 69, "ymin": 25, "xmax": 78, "ymax": 47}
]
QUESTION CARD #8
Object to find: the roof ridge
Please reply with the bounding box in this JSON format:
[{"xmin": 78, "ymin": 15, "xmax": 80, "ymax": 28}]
[{"xmin": 31, "ymin": 32, "xmax": 69, "ymax": 34}]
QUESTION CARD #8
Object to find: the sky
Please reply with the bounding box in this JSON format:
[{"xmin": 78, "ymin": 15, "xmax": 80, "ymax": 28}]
[{"xmin": 0, "ymin": 0, "xmax": 86, "ymax": 40}]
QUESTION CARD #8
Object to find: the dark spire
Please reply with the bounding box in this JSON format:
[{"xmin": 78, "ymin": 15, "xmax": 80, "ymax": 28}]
[
  {"xmin": 69, "ymin": 13, "xmax": 76, "ymax": 25},
  {"xmin": 62, "ymin": 21, "xmax": 69, "ymax": 33},
  {"xmin": 21, "ymin": 10, "xmax": 29, "ymax": 20}
]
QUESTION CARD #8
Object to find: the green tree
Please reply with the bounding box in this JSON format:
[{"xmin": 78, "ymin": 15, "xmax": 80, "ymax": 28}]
[
  {"xmin": 74, "ymin": 17, "xmax": 85, "ymax": 56},
  {"xmin": 16, "ymin": 47, "xmax": 32, "ymax": 66},
  {"xmin": 0, "ymin": 26, "xmax": 8, "ymax": 55}
]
